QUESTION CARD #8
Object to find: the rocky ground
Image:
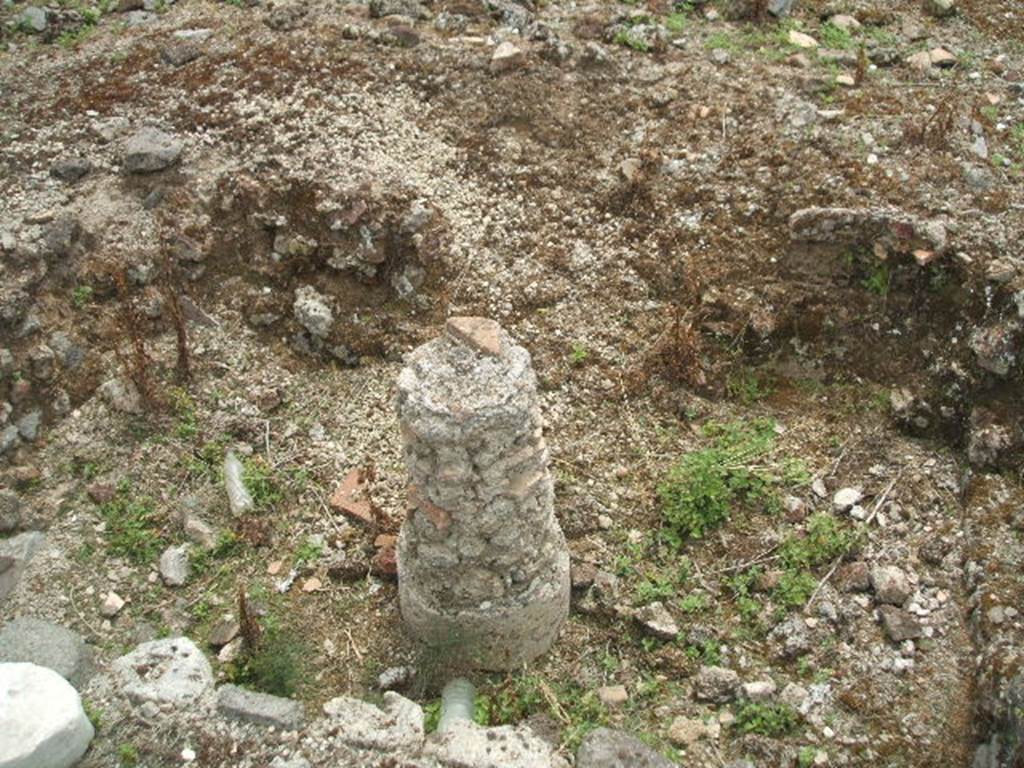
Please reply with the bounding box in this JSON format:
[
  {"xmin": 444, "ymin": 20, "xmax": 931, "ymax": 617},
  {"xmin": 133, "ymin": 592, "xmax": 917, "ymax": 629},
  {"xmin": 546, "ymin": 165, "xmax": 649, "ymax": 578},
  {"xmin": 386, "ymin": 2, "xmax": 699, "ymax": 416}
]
[{"xmin": 0, "ymin": 0, "xmax": 1022, "ymax": 765}]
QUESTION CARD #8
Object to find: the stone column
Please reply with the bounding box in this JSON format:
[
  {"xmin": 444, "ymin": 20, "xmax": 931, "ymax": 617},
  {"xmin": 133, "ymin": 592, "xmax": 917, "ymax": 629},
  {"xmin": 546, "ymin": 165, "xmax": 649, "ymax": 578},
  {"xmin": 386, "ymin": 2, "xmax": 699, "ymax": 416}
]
[{"xmin": 395, "ymin": 317, "xmax": 570, "ymax": 670}]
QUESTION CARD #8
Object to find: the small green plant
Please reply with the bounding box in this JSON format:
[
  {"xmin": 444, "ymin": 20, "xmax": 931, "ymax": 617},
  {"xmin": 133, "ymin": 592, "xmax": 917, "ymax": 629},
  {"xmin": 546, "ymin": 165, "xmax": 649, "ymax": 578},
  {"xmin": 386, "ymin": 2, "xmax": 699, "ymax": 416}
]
[
  {"xmin": 234, "ymin": 624, "xmax": 305, "ymax": 697},
  {"xmin": 614, "ymin": 29, "xmax": 651, "ymax": 53},
  {"xmin": 665, "ymin": 12, "xmax": 687, "ymax": 32},
  {"xmin": 678, "ymin": 591, "xmax": 708, "ymax": 614},
  {"xmin": 726, "ymin": 368, "xmax": 772, "ymax": 404},
  {"xmin": 773, "ymin": 513, "xmax": 857, "ymax": 608},
  {"xmin": 862, "ymin": 261, "xmax": 891, "ymax": 297},
  {"xmin": 99, "ymin": 486, "xmax": 165, "ymax": 564},
  {"xmin": 734, "ymin": 701, "xmax": 799, "ymax": 736},
  {"xmin": 170, "ymin": 388, "xmax": 199, "ymax": 440},
  {"xmin": 685, "ymin": 638, "xmax": 722, "ymax": 665},
  {"xmin": 243, "ymin": 457, "xmax": 283, "ymax": 510},
  {"xmin": 798, "ymin": 745, "xmax": 818, "ymax": 768},
  {"xmin": 71, "ymin": 284, "xmax": 94, "ymax": 308},
  {"xmin": 570, "ymin": 342, "xmax": 590, "ymax": 366},
  {"xmin": 658, "ymin": 419, "xmax": 803, "ymax": 543},
  {"xmin": 82, "ymin": 699, "xmax": 103, "ymax": 731},
  {"xmin": 117, "ymin": 743, "xmax": 139, "ymax": 767},
  {"xmin": 294, "ymin": 538, "xmax": 323, "ymax": 567},
  {"xmin": 819, "ymin": 22, "xmax": 855, "ymax": 50}
]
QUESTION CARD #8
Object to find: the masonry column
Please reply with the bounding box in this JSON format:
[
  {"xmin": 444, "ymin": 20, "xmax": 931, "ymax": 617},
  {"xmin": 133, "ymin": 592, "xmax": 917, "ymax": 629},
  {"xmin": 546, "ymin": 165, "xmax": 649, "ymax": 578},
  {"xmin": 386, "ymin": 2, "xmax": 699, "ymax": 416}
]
[{"xmin": 395, "ymin": 317, "xmax": 570, "ymax": 670}]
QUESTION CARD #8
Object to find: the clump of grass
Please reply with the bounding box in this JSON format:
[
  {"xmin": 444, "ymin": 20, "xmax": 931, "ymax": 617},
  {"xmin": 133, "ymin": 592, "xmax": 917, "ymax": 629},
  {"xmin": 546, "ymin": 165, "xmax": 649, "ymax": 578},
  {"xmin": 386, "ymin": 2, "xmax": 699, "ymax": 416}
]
[
  {"xmin": 819, "ymin": 22, "xmax": 855, "ymax": 50},
  {"xmin": 862, "ymin": 261, "xmax": 891, "ymax": 297},
  {"xmin": 614, "ymin": 29, "xmax": 652, "ymax": 52},
  {"xmin": 243, "ymin": 456, "xmax": 283, "ymax": 510},
  {"xmin": 726, "ymin": 367, "xmax": 773, "ymax": 404},
  {"xmin": 658, "ymin": 419, "xmax": 807, "ymax": 543},
  {"xmin": 734, "ymin": 701, "xmax": 799, "ymax": 736},
  {"xmin": 99, "ymin": 484, "xmax": 166, "ymax": 564},
  {"xmin": 773, "ymin": 512, "xmax": 857, "ymax": 608}
]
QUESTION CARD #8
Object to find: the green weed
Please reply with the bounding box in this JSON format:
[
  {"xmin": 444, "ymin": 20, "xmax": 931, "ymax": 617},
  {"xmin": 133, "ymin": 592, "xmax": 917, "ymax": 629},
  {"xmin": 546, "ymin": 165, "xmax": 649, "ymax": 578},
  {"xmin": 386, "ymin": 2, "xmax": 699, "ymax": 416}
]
[
  {"xmin": 99, "ymin": 486, "xmax": 165, "ymax": 564},
  {"xmin": 71, "ymin": 285, "xmax": 94, "ymax": 308},
  {"xmin": 734, "ymin": 701, "xmax": 799, "ymax": 736},
  {"xmin": 862, "ymin": 262, "xmax": 891, "ymax": 297},
  {"xmin": 819, "ymin": 22, "xmax": 855, "ymax": 50},
  {"xmin": 658, "ymin": 419, "xmax": 805, "ymax": 543}
]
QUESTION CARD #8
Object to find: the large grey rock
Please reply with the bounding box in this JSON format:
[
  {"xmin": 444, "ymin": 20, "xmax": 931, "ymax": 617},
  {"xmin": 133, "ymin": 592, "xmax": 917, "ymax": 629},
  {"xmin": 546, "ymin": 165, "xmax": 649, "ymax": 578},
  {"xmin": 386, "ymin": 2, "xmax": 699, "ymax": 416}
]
[
  {"xmin": 424, "ymin": 720, "xmax": 564, "ymax": 768},
  {"xmin": 576, "ymin": 727, "xmax": 676, "ymax": 768},
  {"xmin": 111, "ymin": 637, "xmax": 213, "ymax": 705},
  {"xmin": 216, "ymin": 684, "xmax": 304, "ymax": 730},
  {"xmin": 0, "ymin": 618, "xmax": 94, "ymax": 689},
  {"xmin": 320, "ymin": 692, "xmax": 423, "ymax": 752},
  {"xmin": 0, "ymin": 532, "xmax": 45, "ymax": 604},
  {"xmin": 0, "ymin": 662, "xmax": 94, "ymax": 768},
  {"xmin": 122, "ymin": 128, "xmax": 183, "ymax": 173},
  {"xmin": 0, "ymin": 490, "xmax": 21, "ymax": 533}
]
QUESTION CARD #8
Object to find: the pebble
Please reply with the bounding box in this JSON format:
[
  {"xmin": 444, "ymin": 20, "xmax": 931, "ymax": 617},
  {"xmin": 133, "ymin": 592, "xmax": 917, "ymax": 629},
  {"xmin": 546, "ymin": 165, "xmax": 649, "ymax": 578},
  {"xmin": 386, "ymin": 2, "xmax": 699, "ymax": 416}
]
[
  {"xmin": 833, "ymin": 487, "xmax": 863, "ymax": 513},
  {"xmin": 100, "ymin": 591, "xmax": 125, "ymax": 617}
]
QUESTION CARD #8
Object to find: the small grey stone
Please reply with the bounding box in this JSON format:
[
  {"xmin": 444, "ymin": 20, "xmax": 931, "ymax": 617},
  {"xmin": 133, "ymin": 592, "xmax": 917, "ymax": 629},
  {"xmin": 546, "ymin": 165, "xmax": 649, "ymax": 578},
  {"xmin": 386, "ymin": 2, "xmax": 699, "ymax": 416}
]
[
  {"xmin": 710, "ymin": 48, "xmax": 731, "ymax": 65},
  {"xmin": 369, "ymin": 0, "xmax": 428, "ymax": 19},
  {"xmin": 767, "ymin": 0, "xmax": 793, "ymax": 17},
  {"xmin": 377, "ymin": 665, "xmax": 416, "ymax": 691},
  {"xmin": 159, "ymin": 545, "xmax": 190, "ymax": 587},
  {"xmin": 694, "ymin": 665, "xmax": 740, "ymax": 703},
  {"xmin": 16, "ymin": 410, "xmax": 42, "ymax": 442},
  {"xmin": 208, "ymin": 617, "xmax": 239, "ymax": 648},
  {"xmin": 871, "ymin": 565, "xmax": 913, "ymax": 606},
  {"xmin": 49, "ymin": 158, "xmax": 92, "ymax": 183},
  {"xmin": 293, "ymin": 285, "xmax": 333, "ymax": 339},
  {"xmin": 833, "ymin": 487, "xmax": 863, "ymax": 512},
  {"xmin": 768, "ymin": 616, "xmax": 812, "ymax": 659},
  {"xmin": 217, "ymin": 684, "xmax": 304, "ymax": 729},
  {"xmin": 576, "ymin": 727, "xmax": 675, "ymax": 768},
  {"xmin": 0, "ymin": 617, "xmax": 94, "ymax": 688},
  {"xmin": 879, "ymin": 605, "xmax": 923, "ymax": 642},
  {"xmin": 0, "ymin": 425, "xmax": 20, "ymax": 456},
  {"xmin": 161, "ymin": 42, "xmax": 201, "ymax": 66},
  {"xmin": 0, "ymin": 531, "xmax": 45, "ymax": 604},
  {"xmin": 923, "ymin": 0, "xmax": 956, "ymax": 18},
  {"xmin": 20, "ymin": 6, "xmax": 48, "ymax": 32},
  {"xmin": 0, "ymin": 490, "xmax": 21, "ymax": 533},
  {"xmin": 264, "ymin": 4, "xmax": 307, "ymax": 30},
  {"xmin": 634, "ymin": 601, "xmax": 679, "ymax": 640},
  {"xmin": 42, "ymin": 215, "xmax": 82, "ymax": 259},
  {"xmin": 122, "ymin": 128, "xmax": 183, "ymax": 173},
  {"xmin": 99, "ymin": 378, "xmax": 143, "ymax": 414}
]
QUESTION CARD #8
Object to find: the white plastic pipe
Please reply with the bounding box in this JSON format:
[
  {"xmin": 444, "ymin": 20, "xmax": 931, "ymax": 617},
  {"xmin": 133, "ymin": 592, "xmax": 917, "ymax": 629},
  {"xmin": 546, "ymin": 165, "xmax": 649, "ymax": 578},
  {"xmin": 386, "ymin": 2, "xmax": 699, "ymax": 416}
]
[{"xmin": 437, "ymin": 678, "xmax": 476, "ymax": 734}]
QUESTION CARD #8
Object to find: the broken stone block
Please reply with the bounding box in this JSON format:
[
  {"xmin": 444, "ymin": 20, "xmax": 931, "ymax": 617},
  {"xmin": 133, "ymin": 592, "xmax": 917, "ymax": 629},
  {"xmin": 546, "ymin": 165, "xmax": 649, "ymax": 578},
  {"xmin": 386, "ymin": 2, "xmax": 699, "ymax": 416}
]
[
  {"xmin": 395, "ymin": 318, "xmax": 570, "ymax": 670},
  {"xmin": 216, "ymin": 684, "xmax": 304, "ymax": 730},
  {"xmin": 788, "ymin": 207, "xmax": 947, "ymax": 258}
]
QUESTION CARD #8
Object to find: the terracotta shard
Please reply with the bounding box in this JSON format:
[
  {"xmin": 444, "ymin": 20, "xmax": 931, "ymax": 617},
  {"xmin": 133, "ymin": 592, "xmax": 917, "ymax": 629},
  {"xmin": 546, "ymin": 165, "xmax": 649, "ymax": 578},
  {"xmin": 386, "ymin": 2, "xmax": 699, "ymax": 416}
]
[
  {"xmin": 329, "ymin": 468, "xmax": 376, "ymax": 526},
  {"xmin": 445, "ymin": 316, "xmax": 502, "ymax": 357},
  {"xmin": 408, "ymin": 486, "xmax": 451, "ymax": 532}
]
